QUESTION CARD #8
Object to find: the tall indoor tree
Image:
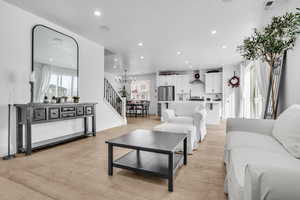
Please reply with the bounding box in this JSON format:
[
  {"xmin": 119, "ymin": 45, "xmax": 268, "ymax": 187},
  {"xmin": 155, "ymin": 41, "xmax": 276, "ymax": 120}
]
[{"xmin": 238, "ymin": 9, "xmax": 300, "ymax": 119}]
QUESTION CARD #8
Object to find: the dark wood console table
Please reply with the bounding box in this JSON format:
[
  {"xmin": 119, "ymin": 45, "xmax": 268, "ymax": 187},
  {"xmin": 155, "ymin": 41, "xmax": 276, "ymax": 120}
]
[{"xmin": 15, "ymin": 103, "xmax": 97, "ymax": 155}]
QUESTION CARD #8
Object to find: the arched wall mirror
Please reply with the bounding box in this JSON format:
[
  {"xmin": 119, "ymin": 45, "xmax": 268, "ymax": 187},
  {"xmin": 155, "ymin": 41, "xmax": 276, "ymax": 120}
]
[{"xmin": 32, "ymin": 25, "xmax": 79, "ymax": 103}]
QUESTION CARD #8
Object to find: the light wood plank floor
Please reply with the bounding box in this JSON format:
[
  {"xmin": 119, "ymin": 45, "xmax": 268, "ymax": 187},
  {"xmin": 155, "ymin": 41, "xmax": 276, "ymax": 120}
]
[{"xmin": 0, "ymin": 117, "xmax": 227, "ymax": 200}]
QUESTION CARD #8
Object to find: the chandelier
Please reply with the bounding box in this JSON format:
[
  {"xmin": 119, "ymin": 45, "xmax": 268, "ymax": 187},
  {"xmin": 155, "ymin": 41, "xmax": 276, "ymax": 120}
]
[{"xmin": 115, "ymin": 69, "xmax": 136, "ymax": 84}]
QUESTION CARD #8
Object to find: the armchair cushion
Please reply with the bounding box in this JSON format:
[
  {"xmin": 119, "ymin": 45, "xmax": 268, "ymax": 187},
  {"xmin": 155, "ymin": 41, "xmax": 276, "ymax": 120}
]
[
  {"xmin": 168, "ymin": 116, "xmax": 193, "ymax": 124},
  {"xmin": 153, "ymin": 123, "xmax": 198, "ymax": 154},
  {"xmin": 273, "ymin": 104, "xmax": 300, "ymax": 158},
  {"xmin": 170, "ymin": 103, "xmax": 200, "ymax": 117}
]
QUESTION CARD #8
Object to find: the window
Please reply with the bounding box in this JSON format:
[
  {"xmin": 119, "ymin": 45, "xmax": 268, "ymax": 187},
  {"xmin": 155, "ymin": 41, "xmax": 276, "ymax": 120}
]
[
  {"xmin": 241, "ymin": 62, "xmax": 264, "ymax": 119},
  {"xmin": 130, "ymin": 80, "xmax": 151, "ymax": 100},
  {"xmin": 46, "ymin": 74, "xmax": 77, "ymax": 98}
]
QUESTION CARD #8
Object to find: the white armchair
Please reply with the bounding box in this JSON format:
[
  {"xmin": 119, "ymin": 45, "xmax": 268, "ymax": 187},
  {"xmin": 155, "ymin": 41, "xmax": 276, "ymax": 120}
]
[{"xmin": 162, "ymin": 104, "xmax": 207, "ymax": 142}]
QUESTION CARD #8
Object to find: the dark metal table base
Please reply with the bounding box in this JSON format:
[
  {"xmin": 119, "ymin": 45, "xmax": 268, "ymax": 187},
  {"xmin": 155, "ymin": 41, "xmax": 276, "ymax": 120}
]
[{"xmin": 107, "ymin": 138, "xmax": 187, "ymax": 192}]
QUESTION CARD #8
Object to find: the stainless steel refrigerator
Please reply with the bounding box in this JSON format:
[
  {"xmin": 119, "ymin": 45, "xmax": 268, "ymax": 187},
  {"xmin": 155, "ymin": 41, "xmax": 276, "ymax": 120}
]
[{"xmin": 158, "ymin": 86, "xmax": 175, "ymax": 101}]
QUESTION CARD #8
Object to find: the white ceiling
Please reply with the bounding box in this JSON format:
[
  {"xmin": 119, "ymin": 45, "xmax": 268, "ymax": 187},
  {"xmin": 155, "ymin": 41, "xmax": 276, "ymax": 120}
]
[{"xmin": 6, "ymin": 0, "xmax": 267, "ymax": 74}]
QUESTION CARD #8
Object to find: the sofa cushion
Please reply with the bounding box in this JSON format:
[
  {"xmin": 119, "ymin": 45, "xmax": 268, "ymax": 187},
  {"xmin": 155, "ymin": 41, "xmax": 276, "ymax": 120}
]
[
  {"xmin": 226, "ymin": 131, "xmax": 288, "ymax": 155},
  {"xmin": 273, "ymin": 104, "xmax": 300, "ymax": 158},
  {"xmin": 228, "ymin": 148, "xmax": 300, "ymax": 200},
  {"xmin": 225, "ymin": 131, "xmax": 289, "ymax": 164}
]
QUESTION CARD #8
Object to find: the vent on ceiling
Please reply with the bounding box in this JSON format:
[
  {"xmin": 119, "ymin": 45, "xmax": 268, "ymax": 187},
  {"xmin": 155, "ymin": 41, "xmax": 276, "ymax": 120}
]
[
  {"xmin": 99, "ymin": 25, "xmax": 110, "ymax": 32},
  {"xmin": 104, "ymin": 49, "xmax": 115, "ymax": 56},
  {"xmin": 264, "ymin": 0, "xmax": 275, "ymax": 10}
]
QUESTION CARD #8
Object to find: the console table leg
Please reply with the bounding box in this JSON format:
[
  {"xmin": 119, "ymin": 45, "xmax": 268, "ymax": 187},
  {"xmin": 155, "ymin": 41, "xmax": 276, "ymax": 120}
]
[
  {"xmin": 25, "ymin": 121, "xmax": 32, "ymax": 155},
  {"xmin": 108, "ymin": 144, "xmax": 113, "ymax": 176},
  {"xmin": 168, "ymin": 152, "xmax": 174, "ymax": 192},
  {"xmin": 183, "ymin": 137, "xmax": 187, "ymax": 165},
  {"xmin": 16, "ymin": 108, "xmax": 23, "ymax": 153},
  {"xmin": 92, "ymin": 115, "xmax": 96, "ymax": 136}
]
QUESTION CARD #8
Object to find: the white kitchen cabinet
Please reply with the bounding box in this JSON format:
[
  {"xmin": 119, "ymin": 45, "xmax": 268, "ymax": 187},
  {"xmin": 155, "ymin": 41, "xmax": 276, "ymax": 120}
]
[
  {"xmin": 168, "ymin": 75, "xmax": 177, "ymax": 86},
  {"xmin": 205, "ymin": 72, "xmax": 222, "ymax": 94},
  {"xmin": 158, "ymin": 76, "xmax": 167, "ymax": 86}
]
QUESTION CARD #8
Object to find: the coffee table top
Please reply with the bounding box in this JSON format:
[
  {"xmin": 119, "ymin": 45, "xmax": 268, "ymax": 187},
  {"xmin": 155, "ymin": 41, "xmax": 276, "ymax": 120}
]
[{"xmin": 106, "ymin": 129, "xmax": 187, "ymax": 153}]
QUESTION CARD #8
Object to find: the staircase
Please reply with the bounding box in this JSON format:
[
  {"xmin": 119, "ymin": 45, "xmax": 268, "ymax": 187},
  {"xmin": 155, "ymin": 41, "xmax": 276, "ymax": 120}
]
[{"xmin": 104, "ymin": 78, "xmax": 127, "ymax": 122}]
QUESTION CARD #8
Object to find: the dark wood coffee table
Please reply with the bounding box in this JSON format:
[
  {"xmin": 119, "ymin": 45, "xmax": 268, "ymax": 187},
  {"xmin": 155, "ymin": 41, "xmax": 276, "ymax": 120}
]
[{"xmin": 105, "ymin": 129, "xmax": 187, "ymax": 192}]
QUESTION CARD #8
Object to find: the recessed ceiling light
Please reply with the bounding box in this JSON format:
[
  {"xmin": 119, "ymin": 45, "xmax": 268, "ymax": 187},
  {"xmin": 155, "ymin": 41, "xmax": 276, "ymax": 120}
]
[
  {"xmin": 185, "ymin": 60, "xmax": 189, "ymax": 64},
  {"xmin": 49, "ymin": 58, "xmax": 53, "ymax": 62},
  {"xmin": 222, "ymin": 45, "xmax": 227, "ymax": 49},
  {"xmin": 114, "ymin": 58, "xmax": 118, "ymax": 62},
  {"xmin": 113, "ymin": 65, "xmax": 117, "ymax": 69},
  {"xmin": 138, "ymin": 42, "xmax": 144, "ymax": 46},
  {"xmin": 140, "ymin": 56, "xmax": 145, "ymax": 60},
  {"xmin": 177, "ymin": 51, "xmax": 182, "ymax": 55},
  {"xmin": 211, "ymin": 30, "xmax": 217, "ymax": 35},
  {"xmin": 94, "ymin": 10, "xmax": 102, "ymax": 17},
  {"xmin": 189, "ymin": 65, "xmax": 193, "ymax": 68}
]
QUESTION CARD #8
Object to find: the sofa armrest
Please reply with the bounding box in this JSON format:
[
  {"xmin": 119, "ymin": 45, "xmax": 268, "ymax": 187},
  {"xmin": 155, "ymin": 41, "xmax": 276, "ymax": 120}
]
[
  {"xmin": 244, "ymin": 164, "xmax": 300, "ymax": 200},
  {"xmin": 162, "ymin": 109, "xmax": 176, "ymax": 121},
  {"xmin": 227, "ymin": 118, "xmax": 275, "ymax": 135}
]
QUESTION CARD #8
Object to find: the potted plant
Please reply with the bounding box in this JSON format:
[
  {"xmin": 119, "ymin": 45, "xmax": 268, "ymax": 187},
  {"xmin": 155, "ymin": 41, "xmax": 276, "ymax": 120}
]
[
  {"xmin": 51, "ymin": 96, "xmax": 57, "ymax": 103},
  {"xmin": 72, "ymin": 96, "xmax": 80, "ymax": 103},
  {"xmin": 238, "ymin": 9, "xmax": 300, "ymax": 119}
]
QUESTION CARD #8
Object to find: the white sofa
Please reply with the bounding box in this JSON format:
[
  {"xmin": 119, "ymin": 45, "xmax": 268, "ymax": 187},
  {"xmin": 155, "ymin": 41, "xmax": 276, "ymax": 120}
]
[
  {"xmin": 162, "ymin": 103, "xmax": 207, "ymax": 142},
  {"xmin": 225, "ymin": 105, "xmax": 300, "ymax": 200}
]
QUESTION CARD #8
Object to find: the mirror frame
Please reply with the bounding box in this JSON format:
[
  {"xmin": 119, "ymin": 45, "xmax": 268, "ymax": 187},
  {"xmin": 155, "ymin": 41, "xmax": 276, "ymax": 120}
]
[{"xmin": 31, "ymin": 24, "xmax": 79, "ymax": 102}]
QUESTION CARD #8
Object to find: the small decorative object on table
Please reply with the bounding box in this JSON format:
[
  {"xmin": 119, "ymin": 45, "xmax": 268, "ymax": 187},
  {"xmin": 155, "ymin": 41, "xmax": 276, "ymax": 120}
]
[
  {"xmin": 43, "ymin": 96, "xmax": 49, "ymax": 104},
  {"xmin": 51, "ymin": 96, "xmax": 57, "ymax": 103},
  {"xmin": 73, "ymin": 96, "xmax": 80, "ymax": 103},
  {"xmin": 62, "ymin": 96, "xmax": 68, "ymax": 103},
  {"xmin": 57, "ymin": 96, "xmax": 68, "ymax": 103}
]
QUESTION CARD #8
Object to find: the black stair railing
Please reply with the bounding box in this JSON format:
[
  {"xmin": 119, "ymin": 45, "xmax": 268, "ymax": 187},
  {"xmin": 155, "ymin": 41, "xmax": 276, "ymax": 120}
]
[{"xmin": 104, "ymin": 78, "xmax": 123, "ymax": 116}]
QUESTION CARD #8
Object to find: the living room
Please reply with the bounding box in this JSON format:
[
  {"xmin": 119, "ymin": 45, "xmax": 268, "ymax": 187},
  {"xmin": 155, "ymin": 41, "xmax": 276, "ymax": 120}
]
[{"xmin": 1, "ymin": 0, "xmax": 300, "ymax": 200}]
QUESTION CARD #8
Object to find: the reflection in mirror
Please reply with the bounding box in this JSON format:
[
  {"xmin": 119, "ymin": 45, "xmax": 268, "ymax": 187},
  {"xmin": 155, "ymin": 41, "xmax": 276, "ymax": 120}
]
[{"xmin": 32, "ymin": 25, "xmax": 78, "ymax": 102}]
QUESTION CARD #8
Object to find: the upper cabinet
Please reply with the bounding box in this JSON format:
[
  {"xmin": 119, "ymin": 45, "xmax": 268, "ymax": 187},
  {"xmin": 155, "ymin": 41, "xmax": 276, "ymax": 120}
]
[{"xmin": 205, "ymin": 72, "xmax": 222, "ymax": 94}]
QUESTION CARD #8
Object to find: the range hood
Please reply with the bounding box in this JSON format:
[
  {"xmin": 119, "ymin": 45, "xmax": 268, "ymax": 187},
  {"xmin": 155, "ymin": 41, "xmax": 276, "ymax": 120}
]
[{"xmin": 190, "ymin": 71, "xmax": 205, "ymax": 84}]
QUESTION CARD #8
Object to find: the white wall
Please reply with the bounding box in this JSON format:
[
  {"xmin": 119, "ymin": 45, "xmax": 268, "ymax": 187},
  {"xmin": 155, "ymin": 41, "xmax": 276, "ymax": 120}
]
[
  {"xmin": 104, "ymin": 72, "xmax": 122, "ymax": 92},
  {"xmin": 0, "ymin": 1, "xmax": 125, "ymax": 156},
  {"xmin": 261, "ymin": 1, "xmax": 300, "ymax": 112}
]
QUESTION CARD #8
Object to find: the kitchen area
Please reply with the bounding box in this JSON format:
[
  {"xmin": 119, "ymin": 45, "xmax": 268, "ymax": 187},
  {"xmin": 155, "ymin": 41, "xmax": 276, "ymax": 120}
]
[{"xmin": 157, "ymin": 69, "xmax": 223, "ymax": 124}]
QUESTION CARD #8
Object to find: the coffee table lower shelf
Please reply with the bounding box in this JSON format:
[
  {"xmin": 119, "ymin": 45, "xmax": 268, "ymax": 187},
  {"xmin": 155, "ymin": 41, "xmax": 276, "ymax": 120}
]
[{"xmin": 113, "ymin": 150, "xmax": 184, "ymax": 179}]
